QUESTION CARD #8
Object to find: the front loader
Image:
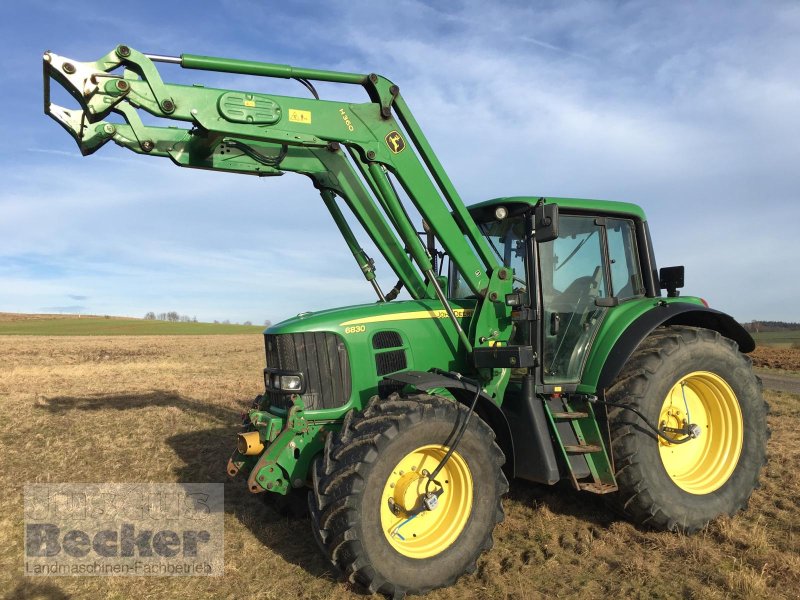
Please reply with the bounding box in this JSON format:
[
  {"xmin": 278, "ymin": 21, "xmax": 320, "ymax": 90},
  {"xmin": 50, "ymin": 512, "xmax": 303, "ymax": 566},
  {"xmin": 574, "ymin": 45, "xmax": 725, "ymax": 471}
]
[{"xmin": 43, "ymin": 46, "xmax": 768, "ymax": 597}]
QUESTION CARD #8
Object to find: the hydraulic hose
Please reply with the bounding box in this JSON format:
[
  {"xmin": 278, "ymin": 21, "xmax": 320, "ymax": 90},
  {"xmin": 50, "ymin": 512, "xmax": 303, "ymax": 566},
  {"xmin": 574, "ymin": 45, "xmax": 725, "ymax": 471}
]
[
  {"xmin": 425, "ymin": 380, "xmax": 481, "ymax": 496},
  {"xmin": 589, "ymin": 397, "xmax": 696, "ymax": 445}
]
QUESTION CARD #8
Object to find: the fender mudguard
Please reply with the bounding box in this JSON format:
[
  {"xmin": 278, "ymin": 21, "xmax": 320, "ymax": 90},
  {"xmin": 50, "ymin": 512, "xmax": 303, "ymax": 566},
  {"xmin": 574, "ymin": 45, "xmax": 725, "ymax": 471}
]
[
  {"xmin": 595, "ymin": 302, "xmax": 755, "ymax": 391},
  {"xmin": 385, "ymin": 370, "xmax": 517, "ymax": 478}
]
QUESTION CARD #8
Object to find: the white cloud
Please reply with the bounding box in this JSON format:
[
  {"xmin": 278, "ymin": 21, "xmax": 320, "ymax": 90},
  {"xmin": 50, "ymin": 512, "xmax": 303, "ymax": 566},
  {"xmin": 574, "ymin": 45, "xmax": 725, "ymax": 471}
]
[{"xmin": 2, "ymin": 1, "xmax": 798, "ymax": 322}]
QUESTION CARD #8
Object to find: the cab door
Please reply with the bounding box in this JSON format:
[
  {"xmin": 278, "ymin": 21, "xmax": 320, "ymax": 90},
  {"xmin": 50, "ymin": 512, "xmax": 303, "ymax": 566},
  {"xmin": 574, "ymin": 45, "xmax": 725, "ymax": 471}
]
[
  {"xmin": 538, "ymin": 215, "xmax": 644, "ymax": 385},
  {"xmin": 539, "ymin": 215, "xmax": 608, "ymax": 384}
]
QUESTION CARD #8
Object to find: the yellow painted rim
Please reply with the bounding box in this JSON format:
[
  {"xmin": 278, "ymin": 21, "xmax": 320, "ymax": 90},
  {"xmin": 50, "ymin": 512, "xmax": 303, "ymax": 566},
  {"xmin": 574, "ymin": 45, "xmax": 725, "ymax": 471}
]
[
  {"xmin": 380, "ymin": 444, "xmax": 472, "ymax": 559},
  {"xmin": 658, "ymin": 371, "xmax": 743, "ymax": 494}
]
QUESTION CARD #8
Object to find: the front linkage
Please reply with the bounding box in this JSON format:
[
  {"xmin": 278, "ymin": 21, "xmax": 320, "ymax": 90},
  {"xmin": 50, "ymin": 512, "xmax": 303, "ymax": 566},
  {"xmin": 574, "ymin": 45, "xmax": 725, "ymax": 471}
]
[{"xmin": 228, "ymin": 395, "xmax": 328, "ymax": 496}]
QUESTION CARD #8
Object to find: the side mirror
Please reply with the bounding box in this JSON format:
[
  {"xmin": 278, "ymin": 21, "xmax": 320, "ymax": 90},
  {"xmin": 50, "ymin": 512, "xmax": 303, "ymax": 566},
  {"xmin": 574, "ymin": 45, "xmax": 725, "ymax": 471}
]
[
  {"xmin": 534, "ymin": 202, "xmax": 559, "ymax": 243},
  {"xmin": 659, "ymin": 265, "xmax": 685, "ymax": 298}
]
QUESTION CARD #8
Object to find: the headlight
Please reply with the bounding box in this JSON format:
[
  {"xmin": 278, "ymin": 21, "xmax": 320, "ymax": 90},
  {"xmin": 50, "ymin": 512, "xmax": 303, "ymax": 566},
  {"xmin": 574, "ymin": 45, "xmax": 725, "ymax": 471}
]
[
  {"xmin": 265, "ymin": 370, "xmax": 304, "ymax": 392},
  {"xmin": 280, "ymin": 375, "xmax": 302, "ymax": 391}
]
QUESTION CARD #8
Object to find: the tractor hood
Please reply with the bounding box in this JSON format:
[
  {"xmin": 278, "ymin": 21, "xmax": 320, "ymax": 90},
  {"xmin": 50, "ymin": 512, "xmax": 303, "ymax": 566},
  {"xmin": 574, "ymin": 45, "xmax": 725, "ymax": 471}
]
[{"xmin": 265, "ymin": 298, "xmax": 476, "ymax": 337}]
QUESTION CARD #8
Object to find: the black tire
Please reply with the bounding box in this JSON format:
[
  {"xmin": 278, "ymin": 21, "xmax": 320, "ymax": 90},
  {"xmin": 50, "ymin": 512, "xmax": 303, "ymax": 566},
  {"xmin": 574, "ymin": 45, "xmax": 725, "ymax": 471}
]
[
  {"xmin": 606, "ymin": 326, "xmax": 768, "ymax": 532},
  {"xmin": 309, "ymin": 393, "xmax": 508, "ymax": 597}
]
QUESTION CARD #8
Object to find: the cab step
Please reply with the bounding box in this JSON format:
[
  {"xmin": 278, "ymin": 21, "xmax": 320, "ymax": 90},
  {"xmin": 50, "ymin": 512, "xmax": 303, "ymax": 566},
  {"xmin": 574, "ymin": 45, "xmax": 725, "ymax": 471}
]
[
  {"xmin": 544, "ymin": 394, "xmax": 618, "ymax": 494},
  {"xmin": 578, "ymin": 482, "xmax": 618, "ymax": 494},
  {"xmin": 551, "ymin": 411, "xmax": 589, "ymax": 419},
  {"xmin": 564, "ymin": 444, "xmax": 602, "ymax": 454}
]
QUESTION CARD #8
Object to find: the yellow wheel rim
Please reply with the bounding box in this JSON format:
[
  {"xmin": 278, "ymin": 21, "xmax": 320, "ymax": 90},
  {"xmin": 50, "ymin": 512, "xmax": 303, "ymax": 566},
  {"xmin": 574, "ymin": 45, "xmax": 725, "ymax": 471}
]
[
  {"xmin": 658, "ymin": 371, "xmax": 743, "ymax": 494},
  {"xmin": 380, "ymin": 444, "xmax": 472, "ymax": 559}
]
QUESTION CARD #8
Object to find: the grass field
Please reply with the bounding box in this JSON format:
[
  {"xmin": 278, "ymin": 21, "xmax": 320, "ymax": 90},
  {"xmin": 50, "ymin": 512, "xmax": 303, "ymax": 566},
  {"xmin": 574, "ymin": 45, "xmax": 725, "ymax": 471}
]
[
  {"xmin": 752, "ymin": 330, "xmax": 800, "ymax": 347},
  {"xmin": 0, "ymin": 313, "xmax": 263, "ymax": 336},
  {"xmin": 1, "ymin": 335, "xmax": 798, "ymax": 599}
]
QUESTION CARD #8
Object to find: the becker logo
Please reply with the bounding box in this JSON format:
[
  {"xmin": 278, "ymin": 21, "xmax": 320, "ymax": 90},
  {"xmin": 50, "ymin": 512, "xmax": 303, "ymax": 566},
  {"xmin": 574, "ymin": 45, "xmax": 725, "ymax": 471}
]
[
  {"xmin": 26, "ymin": 523, "xmax": 211, "ymax": 558},
  {"xmin": 385, "ymin": 130, "xmax": 405, "ymax": 154}
]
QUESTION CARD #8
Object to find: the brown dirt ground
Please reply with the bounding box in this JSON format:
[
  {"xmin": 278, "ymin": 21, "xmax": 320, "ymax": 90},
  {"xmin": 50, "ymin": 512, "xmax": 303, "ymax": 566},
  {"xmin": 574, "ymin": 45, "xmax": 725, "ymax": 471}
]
[
  {"xmin": 751, "ymin": 345, "xmax": 800, "ymax": 372},
  {"xmin": 1, "ymin": 335, "xmax": 798, "ymax": 599},
  {"xmin": 0, "ymin": 313, "xmax": 122, "ymax": 322}
]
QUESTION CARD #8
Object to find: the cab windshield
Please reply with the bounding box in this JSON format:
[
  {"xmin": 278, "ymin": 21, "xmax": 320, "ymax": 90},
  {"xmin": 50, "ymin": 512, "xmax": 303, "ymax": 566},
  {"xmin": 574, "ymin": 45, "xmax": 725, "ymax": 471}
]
[{"xmin": 450, "ymin": 217, "xmax": 526, "ymax": 299}]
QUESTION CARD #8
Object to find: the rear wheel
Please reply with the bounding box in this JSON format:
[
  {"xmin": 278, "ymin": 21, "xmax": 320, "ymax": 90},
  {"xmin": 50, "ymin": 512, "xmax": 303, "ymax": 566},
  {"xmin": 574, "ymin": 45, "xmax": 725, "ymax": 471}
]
[
  {"xmin": 606, "ymin": 326, "xmax": 768, "ymax": 532},
  {"xmin": 309, "ymin": 393, "xmax": 508, "ymax": 596}
]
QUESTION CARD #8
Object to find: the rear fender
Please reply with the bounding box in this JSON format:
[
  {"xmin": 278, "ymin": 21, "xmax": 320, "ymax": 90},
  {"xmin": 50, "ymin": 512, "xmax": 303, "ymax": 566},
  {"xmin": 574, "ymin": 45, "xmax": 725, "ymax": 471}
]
[{"xmin": 595, "ymin": 303, "xmax": 754, "ymax": 391}]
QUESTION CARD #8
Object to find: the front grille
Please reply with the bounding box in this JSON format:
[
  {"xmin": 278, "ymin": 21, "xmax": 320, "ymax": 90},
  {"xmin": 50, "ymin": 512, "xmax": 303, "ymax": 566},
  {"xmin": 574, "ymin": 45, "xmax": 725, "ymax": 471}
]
[{"xmin": 264, "ymin": 332, "xmax": 351, "ymax": 410}]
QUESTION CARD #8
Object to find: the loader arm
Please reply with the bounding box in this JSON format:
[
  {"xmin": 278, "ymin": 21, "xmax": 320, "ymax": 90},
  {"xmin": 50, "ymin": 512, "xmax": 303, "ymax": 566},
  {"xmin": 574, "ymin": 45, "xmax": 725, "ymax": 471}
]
[{"xmin": 43, "ymin": 45, "xmax": 515, "ymax": 352}]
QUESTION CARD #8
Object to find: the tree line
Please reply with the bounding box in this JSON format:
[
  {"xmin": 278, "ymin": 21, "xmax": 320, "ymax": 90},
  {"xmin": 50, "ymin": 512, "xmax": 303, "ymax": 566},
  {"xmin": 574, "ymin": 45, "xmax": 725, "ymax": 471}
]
[
  {"xmin": 742, "ymin": 321, "xmax": 800, "ymax": 333},
  {"xmin": 143, "ymin": 312, "xmax": 271, "ymax": 328},
  {"xmin": 144, "ymin": 311, "xmax": 197, "ymax": 323}
]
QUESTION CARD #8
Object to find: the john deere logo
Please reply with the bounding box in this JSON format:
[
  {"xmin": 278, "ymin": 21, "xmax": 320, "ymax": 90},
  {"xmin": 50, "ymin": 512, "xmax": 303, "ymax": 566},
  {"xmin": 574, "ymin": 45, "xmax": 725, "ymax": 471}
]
[{"xmin": 385, "ymin": 131, "xmax": 405, "ymax": 154}]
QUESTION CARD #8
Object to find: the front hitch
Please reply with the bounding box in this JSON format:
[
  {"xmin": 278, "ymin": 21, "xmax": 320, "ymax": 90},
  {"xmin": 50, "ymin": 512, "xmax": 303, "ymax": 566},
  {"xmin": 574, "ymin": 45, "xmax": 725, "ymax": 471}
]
[{"xmin": 227, "ymin": 395, "xmax": 327, "ymax": 495}]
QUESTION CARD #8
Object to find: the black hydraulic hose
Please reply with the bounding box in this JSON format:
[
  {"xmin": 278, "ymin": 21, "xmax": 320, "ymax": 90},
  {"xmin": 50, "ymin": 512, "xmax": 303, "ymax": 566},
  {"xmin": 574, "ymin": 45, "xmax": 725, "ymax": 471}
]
[
  {"xmin": 589, "ymin": 397, "xmax": 695, "ymax": 445},
  {"xmin": 425, "ymin": 382, "xmax": 482, "ymax": 495},
  {"xmin": 384, "ymin": 280, "xmax": 403, "ymax": 301},
  {"xmin": 293, "ymin": 77, "xmax": 319, "ymax": 99},
  {"xmin": 223, "ymin": 139, "xmax": 287, "ymax": 167}
]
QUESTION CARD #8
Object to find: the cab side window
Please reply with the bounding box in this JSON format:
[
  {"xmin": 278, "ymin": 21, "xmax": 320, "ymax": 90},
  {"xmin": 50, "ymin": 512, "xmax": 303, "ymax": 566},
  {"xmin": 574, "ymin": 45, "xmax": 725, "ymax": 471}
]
[{"xmin": 606, "ymin": 218, "xmax": 644, "ymax": 300}]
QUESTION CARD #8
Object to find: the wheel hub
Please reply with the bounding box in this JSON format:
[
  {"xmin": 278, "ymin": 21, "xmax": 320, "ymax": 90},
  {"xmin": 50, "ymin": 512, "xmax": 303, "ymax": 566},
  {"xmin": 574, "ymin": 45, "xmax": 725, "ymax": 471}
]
[
  {"xmin": 380, "ymin": 444, "xmax": 472, "ymax": 559},
  {"xmin": 391, "ymin": 469, "xmax": 425, "ymax": 513},
  {"xmin": 658, "ymin": 371, "xmax": 743, "ymax": 494}
]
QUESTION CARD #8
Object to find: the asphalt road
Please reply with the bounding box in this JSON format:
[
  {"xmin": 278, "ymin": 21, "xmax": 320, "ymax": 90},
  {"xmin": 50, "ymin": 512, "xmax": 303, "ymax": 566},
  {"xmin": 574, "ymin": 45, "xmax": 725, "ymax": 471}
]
[{"xmin": 756, "ymin": 370, "xmax": 800, "ymax": 395}]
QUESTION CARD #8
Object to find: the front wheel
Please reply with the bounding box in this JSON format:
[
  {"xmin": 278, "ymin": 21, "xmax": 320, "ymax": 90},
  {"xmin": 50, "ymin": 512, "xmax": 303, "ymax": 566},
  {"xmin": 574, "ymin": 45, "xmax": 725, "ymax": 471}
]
[
  {"xmin": 309, "ymin": 393, "xmax": 508, "ymax": 596},
  {"xmin": 606, "ymin": 326, "xmax": 768, "ymax": 532}
]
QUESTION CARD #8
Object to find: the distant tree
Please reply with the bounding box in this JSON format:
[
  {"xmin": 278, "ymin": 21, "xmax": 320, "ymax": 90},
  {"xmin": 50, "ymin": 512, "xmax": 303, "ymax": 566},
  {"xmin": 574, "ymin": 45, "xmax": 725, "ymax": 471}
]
[
  {"xmin": 144, "ymin": 312, "xmax": 156, "ymax": 320},
  {"xmin": 192, "ymin": 316, "xmax": 197, "ymax": 323},
  {"xmin": 222, "ymin": 319, "xmax": 231, "ymax": 325},
  {"xmin": 157, "ymin": 312, "xmax": 167, "ymax": 321},
  {"xmin": 742, "ymin": 320, "xmax": 800, "ymax": 333},
  {"xmin": 263, "ymin": 319, "xmax": 272, "ymax": 328},
  {"xmin": 213, "ymin": 320, "xmax": 219, "ymax": 324},
  {"xmin": 243, "ymin": 320, "xmax": 252, "ymax": 326}
]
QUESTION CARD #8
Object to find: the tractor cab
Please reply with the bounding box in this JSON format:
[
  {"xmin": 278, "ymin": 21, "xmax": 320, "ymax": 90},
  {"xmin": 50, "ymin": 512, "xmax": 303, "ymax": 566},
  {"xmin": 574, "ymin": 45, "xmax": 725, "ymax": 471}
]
[{"xmin": 453, "ymin": 196, "xmax": 658, "ymax": 385}]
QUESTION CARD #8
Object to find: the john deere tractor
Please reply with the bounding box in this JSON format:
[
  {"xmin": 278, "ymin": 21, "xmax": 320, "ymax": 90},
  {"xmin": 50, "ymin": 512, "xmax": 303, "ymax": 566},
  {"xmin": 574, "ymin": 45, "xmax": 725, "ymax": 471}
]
[{"xmin": 43, "ymin": 46, "xmax": 768, "ymax": 596}]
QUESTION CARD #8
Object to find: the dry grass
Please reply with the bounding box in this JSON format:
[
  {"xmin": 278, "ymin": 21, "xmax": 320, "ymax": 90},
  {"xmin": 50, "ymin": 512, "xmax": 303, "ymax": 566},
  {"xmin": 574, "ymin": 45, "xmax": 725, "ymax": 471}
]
[{"xmin": 1, "ymin": 336, "xmax": 798, "ymax": 599}]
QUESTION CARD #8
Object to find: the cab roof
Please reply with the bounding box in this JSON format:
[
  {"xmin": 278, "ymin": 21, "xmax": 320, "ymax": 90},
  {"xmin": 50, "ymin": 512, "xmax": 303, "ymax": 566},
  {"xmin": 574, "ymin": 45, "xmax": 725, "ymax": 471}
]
[{"xmin": 470, "ymin": 196, "xmax": 647, "ymax": 221}]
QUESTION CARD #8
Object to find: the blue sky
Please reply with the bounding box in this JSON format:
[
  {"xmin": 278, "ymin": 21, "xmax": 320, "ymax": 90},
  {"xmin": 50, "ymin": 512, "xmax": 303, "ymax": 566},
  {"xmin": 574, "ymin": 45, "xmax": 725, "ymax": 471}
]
[{"xmin": 1, "ymin": 1, "xmax": 798, "ymax": 323}]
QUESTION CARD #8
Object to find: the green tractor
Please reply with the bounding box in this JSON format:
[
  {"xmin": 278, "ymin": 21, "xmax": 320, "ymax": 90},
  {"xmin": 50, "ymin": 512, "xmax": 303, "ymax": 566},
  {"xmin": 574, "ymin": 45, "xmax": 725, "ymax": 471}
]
[{"xmin": 44, "ymin": 46, "xmax": 768, "ymax": 596}]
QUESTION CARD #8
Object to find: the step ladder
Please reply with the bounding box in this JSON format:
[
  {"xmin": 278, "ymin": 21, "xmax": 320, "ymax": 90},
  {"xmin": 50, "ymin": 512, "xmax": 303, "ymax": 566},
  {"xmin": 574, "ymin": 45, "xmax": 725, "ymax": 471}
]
[{"xmin": 544, "ymin": 395, "xmax": 617, "ymax": 493}]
